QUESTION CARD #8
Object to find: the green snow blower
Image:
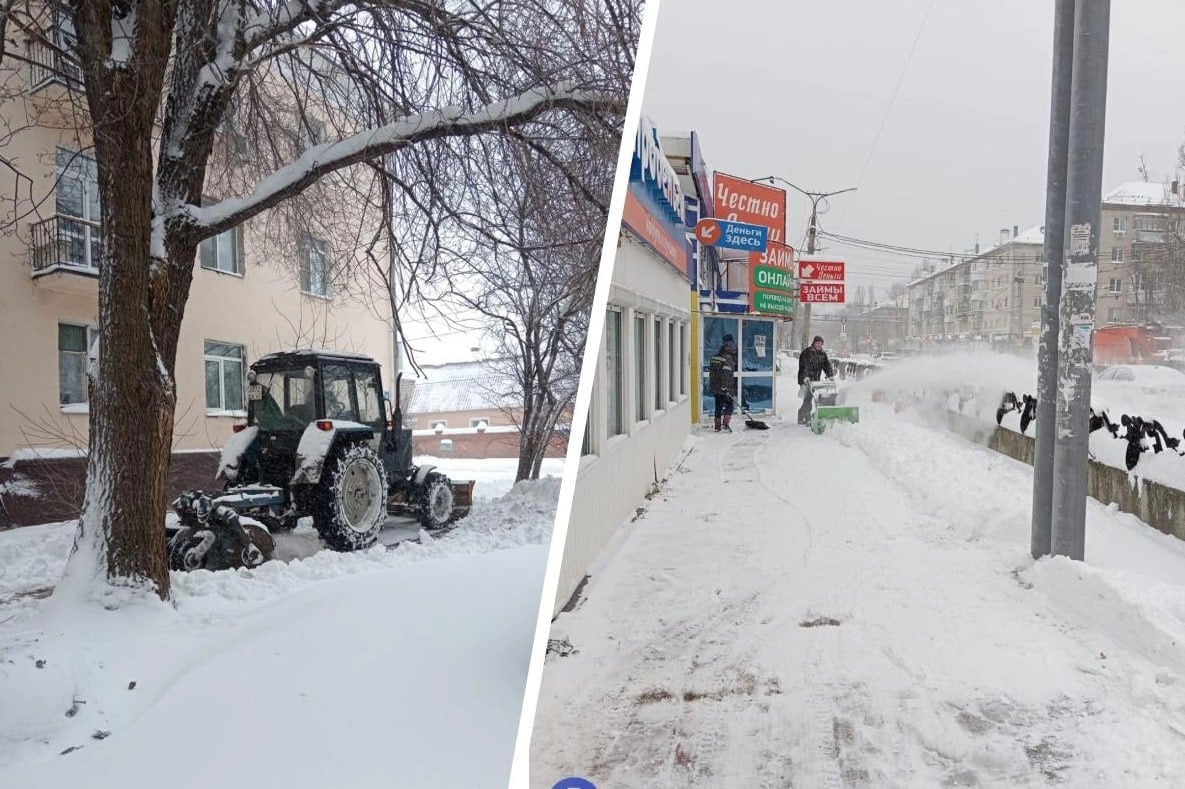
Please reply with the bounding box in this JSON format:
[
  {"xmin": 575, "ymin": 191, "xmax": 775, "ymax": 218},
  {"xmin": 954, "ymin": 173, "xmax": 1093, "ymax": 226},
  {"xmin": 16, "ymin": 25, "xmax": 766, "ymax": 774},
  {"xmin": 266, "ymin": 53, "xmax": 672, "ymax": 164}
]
[{"xmin": 809, "ymin": 380, "xmax": 859, "ymax": 434}]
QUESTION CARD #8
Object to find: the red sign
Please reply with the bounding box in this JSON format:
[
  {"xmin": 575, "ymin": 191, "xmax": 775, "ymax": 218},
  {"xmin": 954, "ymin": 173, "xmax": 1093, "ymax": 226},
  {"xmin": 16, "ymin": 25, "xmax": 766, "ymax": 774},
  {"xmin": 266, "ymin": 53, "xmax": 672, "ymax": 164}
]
[
  {"xmin": 800, "ymin": 283, "xmax": 846, "ymax": 303},
  {"xmin": 622, "ymin": 188, "xmax": 688, "ymax": 275},
  {"xmin": 713, "ymin": 172, "xmax": 786, "ymax": 243},
  {"xmin": 798, "ymin": 259, "xmax": 845, "ymax": 281},
  {"xmin": 713, "ymin": 170, "xmax": 789, "ymax": 292},
  {"xmin": 694, "ymin": 218, "xmax": 721, "ymax": 245}
]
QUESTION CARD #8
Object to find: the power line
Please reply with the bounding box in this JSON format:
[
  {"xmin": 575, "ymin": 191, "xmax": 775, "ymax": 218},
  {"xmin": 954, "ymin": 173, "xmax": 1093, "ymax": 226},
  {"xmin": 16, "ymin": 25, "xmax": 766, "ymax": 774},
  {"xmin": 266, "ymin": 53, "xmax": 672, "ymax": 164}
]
[{"xmin": 856, "ymin": 0, "xmax": 937, "ymax": 185}]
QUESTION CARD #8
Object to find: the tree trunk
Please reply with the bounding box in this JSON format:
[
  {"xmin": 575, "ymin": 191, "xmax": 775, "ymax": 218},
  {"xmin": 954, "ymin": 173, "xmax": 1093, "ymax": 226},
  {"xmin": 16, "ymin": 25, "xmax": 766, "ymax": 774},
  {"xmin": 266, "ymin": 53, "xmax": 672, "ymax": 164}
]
[
  {"xmin": 64, "ymin": 5, "xmax": 179, "ymax": 600},
  {"xmin": 515, "ymin": 398, "xmax": 538, "ymax": 482}
]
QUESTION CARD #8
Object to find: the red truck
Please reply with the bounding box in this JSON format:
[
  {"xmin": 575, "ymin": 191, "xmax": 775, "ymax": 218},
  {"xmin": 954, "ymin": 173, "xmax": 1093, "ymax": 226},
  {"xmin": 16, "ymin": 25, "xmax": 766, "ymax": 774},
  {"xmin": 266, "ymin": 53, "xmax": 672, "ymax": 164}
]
[{"xmin": 1093, "ymin": 324, "xmax": 1180, "ymax": 368}]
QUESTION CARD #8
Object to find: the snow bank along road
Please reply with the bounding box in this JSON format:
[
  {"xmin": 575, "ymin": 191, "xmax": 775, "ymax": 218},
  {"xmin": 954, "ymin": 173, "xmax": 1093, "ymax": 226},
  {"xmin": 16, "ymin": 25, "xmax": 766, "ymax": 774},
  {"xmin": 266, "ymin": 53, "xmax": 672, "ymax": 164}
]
[
  {"xmin": 0, "ymin": 470, "xmax": 561, "ymax": 789},
  {"xmin": 531, "ymin": 403, "xmax": 1185, "ymax": 787}
]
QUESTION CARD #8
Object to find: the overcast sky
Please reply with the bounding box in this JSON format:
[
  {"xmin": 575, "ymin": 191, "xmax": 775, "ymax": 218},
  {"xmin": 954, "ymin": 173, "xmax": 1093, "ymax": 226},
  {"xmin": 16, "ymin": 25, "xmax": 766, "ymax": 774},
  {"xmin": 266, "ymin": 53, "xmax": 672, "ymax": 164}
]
[{"xmin": 642, "ymin": 0, "xmax": 1185, "ymax": 302}]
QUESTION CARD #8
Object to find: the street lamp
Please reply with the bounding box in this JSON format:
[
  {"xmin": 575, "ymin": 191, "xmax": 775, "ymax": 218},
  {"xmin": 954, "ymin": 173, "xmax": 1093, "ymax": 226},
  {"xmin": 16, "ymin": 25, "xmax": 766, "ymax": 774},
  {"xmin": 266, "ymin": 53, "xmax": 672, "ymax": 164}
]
[{"xmin": 757, "ymin": 176, "xmax": 857, "ymax": 347}]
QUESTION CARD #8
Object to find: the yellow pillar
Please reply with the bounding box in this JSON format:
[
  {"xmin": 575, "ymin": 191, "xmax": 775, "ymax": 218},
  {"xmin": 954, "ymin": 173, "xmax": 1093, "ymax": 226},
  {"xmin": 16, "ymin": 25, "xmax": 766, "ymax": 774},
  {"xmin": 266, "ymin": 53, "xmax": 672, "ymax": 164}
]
[{"xmin": 689, "ymin": 290, "xmax": 700, "ymax": 424}]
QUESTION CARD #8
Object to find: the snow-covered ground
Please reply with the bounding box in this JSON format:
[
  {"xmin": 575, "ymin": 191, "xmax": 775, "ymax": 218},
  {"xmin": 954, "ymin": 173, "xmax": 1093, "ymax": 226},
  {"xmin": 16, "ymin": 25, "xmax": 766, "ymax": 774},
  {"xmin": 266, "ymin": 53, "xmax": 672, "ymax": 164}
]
[
  {"xmin": 531, "ymin": 370, "xmax": 1185, "ymax": 787},
  {"xmin": 0, "ymin": 458, "xmax": 563, "ymax": 788}
]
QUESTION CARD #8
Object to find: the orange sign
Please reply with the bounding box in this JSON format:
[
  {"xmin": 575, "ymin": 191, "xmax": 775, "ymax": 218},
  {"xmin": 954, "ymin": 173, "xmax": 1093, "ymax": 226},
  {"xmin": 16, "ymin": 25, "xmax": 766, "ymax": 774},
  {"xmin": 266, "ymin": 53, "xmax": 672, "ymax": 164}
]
[
  {"xmin": 694, "ymin": 218, "xmax": 721, "ymax": 245},
  {"xmin": 713, "ymin": 172, "xmax": 787, "ymax": 245},
  {"xmin": 622, "ymin": 188, "xmax": 688, "ymax": 274}
]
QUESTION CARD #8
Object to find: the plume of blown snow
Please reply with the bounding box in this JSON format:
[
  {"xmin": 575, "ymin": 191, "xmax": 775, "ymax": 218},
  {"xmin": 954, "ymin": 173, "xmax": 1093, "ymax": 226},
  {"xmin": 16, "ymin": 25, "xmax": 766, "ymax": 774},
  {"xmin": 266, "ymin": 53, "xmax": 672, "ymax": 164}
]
[{"xmin": 840, "ymin": 351, "xmax": 1039, "ymax": 423}]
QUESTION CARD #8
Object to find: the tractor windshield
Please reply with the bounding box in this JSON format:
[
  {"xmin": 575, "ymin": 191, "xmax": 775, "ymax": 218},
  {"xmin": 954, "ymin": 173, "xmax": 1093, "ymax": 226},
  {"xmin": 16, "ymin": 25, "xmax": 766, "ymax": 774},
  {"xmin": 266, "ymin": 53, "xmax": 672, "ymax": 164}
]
[{"xmin": 248, "ymin": 368, "xmax": 317, "ymax": 431}]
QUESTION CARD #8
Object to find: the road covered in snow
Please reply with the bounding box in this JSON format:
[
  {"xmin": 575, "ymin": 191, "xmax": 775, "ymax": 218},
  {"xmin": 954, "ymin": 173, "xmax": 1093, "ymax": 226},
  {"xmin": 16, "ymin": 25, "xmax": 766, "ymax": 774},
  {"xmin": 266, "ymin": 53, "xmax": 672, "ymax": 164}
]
[
  {"xmin": 0, "ymin": 457, "xmax": 562, "ymax": 789},
  {"xmin": 531, "ymin": 372, "xmax": 1185, "ymax": 787}
]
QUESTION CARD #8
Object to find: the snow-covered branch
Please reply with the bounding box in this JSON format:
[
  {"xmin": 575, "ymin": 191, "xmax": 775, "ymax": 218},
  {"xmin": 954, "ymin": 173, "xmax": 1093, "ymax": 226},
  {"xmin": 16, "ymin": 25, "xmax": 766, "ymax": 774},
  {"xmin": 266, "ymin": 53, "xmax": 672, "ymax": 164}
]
[{"xmin": 185, "ymin": 81, "xmax": 620, "ymax": 238}]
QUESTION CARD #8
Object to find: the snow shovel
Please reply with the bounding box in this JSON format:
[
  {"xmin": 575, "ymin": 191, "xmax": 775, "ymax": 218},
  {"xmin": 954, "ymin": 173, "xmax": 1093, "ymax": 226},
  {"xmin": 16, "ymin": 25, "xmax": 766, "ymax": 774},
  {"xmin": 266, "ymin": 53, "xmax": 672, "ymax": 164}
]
[{"xmin": 741, "ymin": 406, "xmax": 769, "ymax": 430}]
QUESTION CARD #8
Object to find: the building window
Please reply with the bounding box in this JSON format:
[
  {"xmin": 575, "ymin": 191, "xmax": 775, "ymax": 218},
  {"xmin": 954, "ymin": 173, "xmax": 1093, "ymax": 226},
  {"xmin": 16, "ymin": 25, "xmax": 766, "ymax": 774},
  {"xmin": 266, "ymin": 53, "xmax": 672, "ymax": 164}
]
[
  {"xmin": 679, "ymin": 323, "xmax": 688, "ymax": 396},
  {"xmin": 605, "ymin": 308, "xmax": 623, "ymax": 437},
  {"xmin": 1113, "ymin": 216, "xmax": 1127, "ymax": 236},
  {"xmin": 297, "ymin": 114, "xmax": 326, "ymax": 151},
  {"xmin": 581, "ymin": 412, "xmax": 593, "ymax": 456},
  {"xmin": 204, "ymin": 340, "xmax": 245, "ymax": 413},
  {"xmin": 54, "ymin": 148, "xmax": 102, "ymax": 269},
  {"xmin": 1109, "ymin": 278, "xmax": 1122, "ymax": 293},
  {"xmin": 469, "ymin": 417, "xmax": 490, "ymax": 429},
  {"xmin": 1111, "ymin": 247, "xmax": 1124, "ymax": 262},
  {"xmin": 199, "ymin": 208, "xmax": 242, "ymax": 275},
  {"xmin": 654, "ymin": 316, "xmax": 664, "ymax": 411},
  {"xmin": 1108, "ymin": 308, "xmax": 1121, "ymax": 322},
  {"xmin": 1134, "ymin": 215, "xmax": 1162, "ymax": 232},
  {"xmin": 300, "ymin": 237, "xmax": 331, "ymax": 297},
  {"xmin": 668, "ymin": 322, "xmax": 677, "ymax": 402},
  {"xmin": 58, "ymin": 323, "xmax": 96, "ymax": 405},
  {"xmin": 1033, "ymin": 296, "xmax": 1039, "ymax": 308},
  {"xmin": 634, "ymin": 314, "xmax": 647, "ymax": 422}
]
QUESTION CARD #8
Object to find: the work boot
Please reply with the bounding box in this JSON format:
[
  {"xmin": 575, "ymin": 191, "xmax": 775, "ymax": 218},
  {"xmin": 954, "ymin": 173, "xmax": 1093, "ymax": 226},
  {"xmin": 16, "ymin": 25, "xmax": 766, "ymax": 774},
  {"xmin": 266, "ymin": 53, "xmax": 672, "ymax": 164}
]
[
  {"xmin": 722, "ymin": 415, "xmax": 732, "ymax": 433},
  {"xmin": 713, "ymin": 416, "xmax": 721, "ymax": 432}
]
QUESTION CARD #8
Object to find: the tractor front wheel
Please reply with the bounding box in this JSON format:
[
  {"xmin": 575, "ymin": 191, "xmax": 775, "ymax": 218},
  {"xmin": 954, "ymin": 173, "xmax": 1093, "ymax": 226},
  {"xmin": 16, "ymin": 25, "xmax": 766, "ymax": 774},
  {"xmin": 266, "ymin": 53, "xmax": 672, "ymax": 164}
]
[
  {"xmin": 311, "ymin": 443, "xmax": 388, "ymax": 551},
  {"xmin": 416, "ymin": 473, "xmax": 455, "ymax": 531}
]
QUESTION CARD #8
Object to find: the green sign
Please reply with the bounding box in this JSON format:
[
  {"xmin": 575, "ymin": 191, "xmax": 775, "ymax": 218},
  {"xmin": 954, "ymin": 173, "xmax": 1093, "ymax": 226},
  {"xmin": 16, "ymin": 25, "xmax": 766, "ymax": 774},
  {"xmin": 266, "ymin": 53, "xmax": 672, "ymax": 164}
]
[
  {"xmin": 753, "ymin": 290, "xmax": 796, "ymax": 317},
  {"xmin": 752, "ymin": 264, "xmax": 795, "ymax": 293}
]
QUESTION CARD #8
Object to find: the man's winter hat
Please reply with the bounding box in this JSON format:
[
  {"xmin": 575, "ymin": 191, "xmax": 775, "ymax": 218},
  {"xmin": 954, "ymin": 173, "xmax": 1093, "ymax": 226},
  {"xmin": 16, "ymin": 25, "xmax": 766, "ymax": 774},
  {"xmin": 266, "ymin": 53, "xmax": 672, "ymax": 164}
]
[
  {"xmin": 722, "ymin": 334, "xmax": 735, "ymax": 342},
  {"xmin": 813, "ymin": 335, "xmax": 824, "ymax": 344}
]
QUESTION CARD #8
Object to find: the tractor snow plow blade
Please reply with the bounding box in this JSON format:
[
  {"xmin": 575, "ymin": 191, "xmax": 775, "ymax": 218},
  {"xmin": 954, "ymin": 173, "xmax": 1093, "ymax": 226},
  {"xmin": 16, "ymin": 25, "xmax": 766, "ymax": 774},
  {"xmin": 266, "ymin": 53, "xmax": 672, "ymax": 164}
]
[{"xmin": 450, "ymin": 480, "xmax": 475, "ymax": 520}]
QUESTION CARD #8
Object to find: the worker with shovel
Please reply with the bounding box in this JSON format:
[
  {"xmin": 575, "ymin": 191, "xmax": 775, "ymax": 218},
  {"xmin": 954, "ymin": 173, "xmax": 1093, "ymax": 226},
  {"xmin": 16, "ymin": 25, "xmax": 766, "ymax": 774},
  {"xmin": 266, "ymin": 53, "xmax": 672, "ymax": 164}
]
[
  {"xmin": 797, "ymin": 335, "xmax": 835, "ymax": 426},
  {"xmin": 709, "ymin": 334, "xmax": 739, "ymax": 432}
]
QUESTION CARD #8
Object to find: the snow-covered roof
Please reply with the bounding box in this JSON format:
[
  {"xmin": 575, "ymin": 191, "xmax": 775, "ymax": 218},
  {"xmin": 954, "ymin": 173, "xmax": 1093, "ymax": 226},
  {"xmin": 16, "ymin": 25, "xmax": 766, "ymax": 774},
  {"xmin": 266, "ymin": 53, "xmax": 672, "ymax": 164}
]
[
  {"xmin": 256, "ymin": 348, "xmax": 375, "ymax": 363},
  {"xmin": 1103, "ymin": 181, "xmax": 1185, "ymax": 208},
  {"xmin": 408, "ymin": 359, "xmax": 518, "ymax": 415}
]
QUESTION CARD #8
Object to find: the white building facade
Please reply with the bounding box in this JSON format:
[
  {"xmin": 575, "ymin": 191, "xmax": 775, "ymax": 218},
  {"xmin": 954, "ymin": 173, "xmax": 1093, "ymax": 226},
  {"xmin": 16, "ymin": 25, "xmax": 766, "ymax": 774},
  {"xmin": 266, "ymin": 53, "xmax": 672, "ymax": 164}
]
[{"xmin": 552, "ymin": 118, "xmax": 695, "ymax": 616}]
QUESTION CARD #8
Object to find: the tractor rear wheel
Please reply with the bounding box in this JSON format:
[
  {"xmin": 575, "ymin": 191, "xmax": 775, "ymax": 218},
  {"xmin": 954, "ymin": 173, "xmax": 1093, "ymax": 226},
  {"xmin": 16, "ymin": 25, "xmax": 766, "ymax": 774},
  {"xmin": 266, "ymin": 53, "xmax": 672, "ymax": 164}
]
[
  {"xmin": 311, "ymin": 443, "xmax": 388, "ymax": 551},
  {"xmin": 416, "ymin": 472, "xmax": 455, "ymax": 531}
]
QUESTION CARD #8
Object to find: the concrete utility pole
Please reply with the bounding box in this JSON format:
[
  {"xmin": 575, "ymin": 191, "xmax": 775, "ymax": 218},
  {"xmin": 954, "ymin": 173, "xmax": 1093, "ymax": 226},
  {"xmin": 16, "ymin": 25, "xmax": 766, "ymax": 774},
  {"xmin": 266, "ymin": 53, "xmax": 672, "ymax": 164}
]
[
  {"xmin": 759, "ymin": 176, "xmax": 856, "ymax": 348},
  {"xmin": 1050, "ymin": 0, "xmax": 1110, "ymax": 561},
  {"xmin": 1032, "ymin": 0, "xmax": 1076, "ymax": 560}
]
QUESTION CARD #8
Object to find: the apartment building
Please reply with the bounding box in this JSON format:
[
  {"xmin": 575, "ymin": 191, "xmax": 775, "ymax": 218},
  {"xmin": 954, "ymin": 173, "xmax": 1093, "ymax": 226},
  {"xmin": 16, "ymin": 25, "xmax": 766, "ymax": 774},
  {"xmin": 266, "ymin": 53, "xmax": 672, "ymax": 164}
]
[
  {"xmin": 1096, "ymin": 181, "xmax": 1185, "ymax": 325},
  {"xmin": 0, "ymin": 16, "xmax": 393, "ymax": 461},
  {"xmin": 905, "ymin": 225, "xmax": 1044, "ymax": 349}
]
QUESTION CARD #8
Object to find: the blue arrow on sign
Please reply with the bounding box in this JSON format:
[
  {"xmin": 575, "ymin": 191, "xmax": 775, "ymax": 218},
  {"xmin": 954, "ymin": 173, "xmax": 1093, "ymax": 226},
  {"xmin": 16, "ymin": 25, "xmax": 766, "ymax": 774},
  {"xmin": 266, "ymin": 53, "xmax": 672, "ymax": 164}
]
[{"xmin": 715, "ymin": 219, "xmax": 768, "ymax": 254}]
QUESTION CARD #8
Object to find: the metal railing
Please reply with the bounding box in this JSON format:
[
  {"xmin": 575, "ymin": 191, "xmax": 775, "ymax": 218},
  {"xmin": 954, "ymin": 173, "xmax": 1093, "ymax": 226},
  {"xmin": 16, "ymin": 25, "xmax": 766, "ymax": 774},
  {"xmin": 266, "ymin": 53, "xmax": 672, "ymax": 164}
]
[
  {"xmin": 31, "ymin": 214, "xmax": 102, "ymax": 274},
  {"xmin": 27, "ymin": 36, "xmax": 84, "ymax": 92}
]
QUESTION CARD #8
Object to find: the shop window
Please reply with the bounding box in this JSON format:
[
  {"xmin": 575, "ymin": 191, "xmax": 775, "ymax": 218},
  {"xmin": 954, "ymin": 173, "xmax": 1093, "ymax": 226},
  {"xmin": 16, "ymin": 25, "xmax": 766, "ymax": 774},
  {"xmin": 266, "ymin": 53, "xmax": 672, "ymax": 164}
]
[
  {"xmin": 605, "ymin": 308, "xmax": 624, "ymax": 437},
  {"xmin": 654, "ymin": 316, "xmax": 664, "ymax": 411},
  {"xmin": 680, "ymin": 323, "xmax": 688, "ymax": 396},
  {"xmin": 668, "ymin": 321, "xmax": 677, "ymax": 402},
  {"xmin": 634, "ymin": 313, "xmax": 647, "ymax": 422}
]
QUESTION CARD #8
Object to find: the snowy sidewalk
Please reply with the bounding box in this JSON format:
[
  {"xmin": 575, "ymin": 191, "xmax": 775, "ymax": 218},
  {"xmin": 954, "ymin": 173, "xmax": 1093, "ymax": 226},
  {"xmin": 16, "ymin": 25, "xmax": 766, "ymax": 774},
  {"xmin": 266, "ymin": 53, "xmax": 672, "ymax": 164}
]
[{"xmin": 531, "ymin": 396, "xmax": 1185, "ymax": 787}]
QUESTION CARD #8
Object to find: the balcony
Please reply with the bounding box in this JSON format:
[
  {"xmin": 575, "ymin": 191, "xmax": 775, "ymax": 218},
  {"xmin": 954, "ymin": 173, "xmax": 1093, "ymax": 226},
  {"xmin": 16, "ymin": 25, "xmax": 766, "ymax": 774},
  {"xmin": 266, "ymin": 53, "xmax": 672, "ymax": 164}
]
[
  {"xmin": 30, "ymin": 215, "xmax": 102, "ymax": 294},
  {"xmin": 26, "ymin": 35, "xmax": 84, "ymax": 94}
]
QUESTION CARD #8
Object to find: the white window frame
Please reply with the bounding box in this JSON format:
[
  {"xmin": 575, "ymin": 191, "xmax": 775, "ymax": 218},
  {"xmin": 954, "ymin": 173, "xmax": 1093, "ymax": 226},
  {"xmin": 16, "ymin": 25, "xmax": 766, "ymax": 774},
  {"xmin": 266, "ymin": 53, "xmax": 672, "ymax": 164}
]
[
  {"xmin": 469, "ymin": 417, "xmax": 490, "ymax": 429},
  {"xmin": 1111, "ymin": 247, "xmax": 1124, "ymax": 262},
  {"xmin": 297, "ymin": 114, "xmax": 327, "ymax": 152},
  {"xmin": 300, "ymin": 236, "xmax": 332, "ymax": 298},
  {"xmin": 204, "ymin": 340, "xmax": 246, "ymax": 416},
  {"xmin": 58, "ymin": 322, "xmax": 98, "ymax": 408},
  {"xmin": 55, "ymin": 147, "xmax": 102, "ymax": 270},
  {"xmin": 679, "ymin": 323, "xmax": 688, "ymax": 397},
  {"xmin": 1113, "ymin": 216, "xmax": 1127, "ymax": 236},
  {"xmin": 633, "ymin": 312, "xmax": 648, "ymax": 424},
  {"xmin": 605, "ymin": 307, "xmax": 624, "ymax": 438},
  {"xmin": 199, "ymin": 195, "xmax": 243, "ymax": 275}
]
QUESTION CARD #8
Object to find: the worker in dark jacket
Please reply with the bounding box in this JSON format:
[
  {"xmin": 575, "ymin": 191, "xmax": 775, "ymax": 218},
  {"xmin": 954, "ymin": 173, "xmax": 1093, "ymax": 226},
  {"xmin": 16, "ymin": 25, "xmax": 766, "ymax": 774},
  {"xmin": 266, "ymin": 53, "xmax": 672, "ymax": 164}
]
[
  {"xmin": 797, "ymin": 335, "xmax": 834, "ymax": 425},
  {"xmin": 708, "ymin": 334, "xmax": 739, "ymax": 432}
]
